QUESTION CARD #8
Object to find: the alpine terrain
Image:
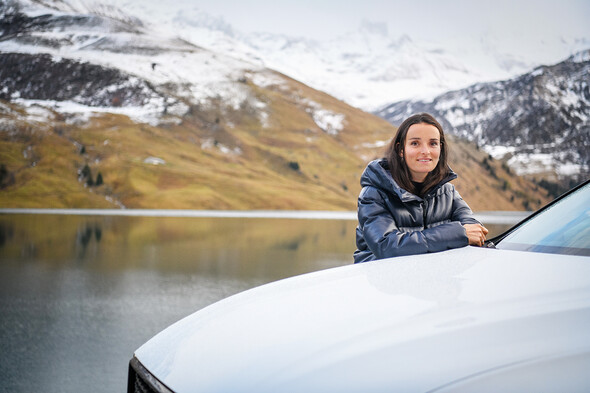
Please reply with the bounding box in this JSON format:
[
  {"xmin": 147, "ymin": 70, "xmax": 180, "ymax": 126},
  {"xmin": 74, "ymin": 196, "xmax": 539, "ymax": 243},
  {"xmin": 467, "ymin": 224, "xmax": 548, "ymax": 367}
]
[
  {"xmin": 377, "ymin": 51, "xmax": 590, "ymax": 195},
  {"xmin": 111, "ymin": 1, "xmax": 590, "ymax": 112},
  {"xmin": 0, "ymin": 0, "xmax": 551, "ymax": 211}
]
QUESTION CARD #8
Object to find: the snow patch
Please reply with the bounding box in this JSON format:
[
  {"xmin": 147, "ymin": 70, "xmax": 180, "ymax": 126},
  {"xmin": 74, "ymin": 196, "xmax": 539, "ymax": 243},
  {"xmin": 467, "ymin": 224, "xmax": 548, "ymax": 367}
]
[
  {"xmin": 11, "ymin": 98, "xmax": 187, "ymax": 126},
  {"xmin": 361, "ymin": 140, "xmax": 389, "ymax": 149},
  {"xmin": 201, "ymin": 138, "xmax": 242, "ymax": 156},
  {"xmin": 248, "ymin": 70, "xmax": 286, "ymax": 89},
  {"xmin": 312, "ymin": 109, "xmax": 345, "ymax": 135},
  {"xmin": 258, "ymin": 110, "xmax": 270, "ymax": 128},
  {"xmin": 19, "ymin": 104, "xmax": 55, "ymax": 123},
  {"xmin": 251, "ymin": 99, "xmax": 270, "ymax": 128},
  {"xmin": 483, "ymin": 145, "xmax": 517, "ymax": 159},
  {"xmin": 304, "ymin": 100, "xmax": 345, "ymax": 135},
  {"xmin": 506, "ymin": 152, "xmax": 586, "ymax": 177},
  {"xmin": 144, "ymin": 157, "xmax": 166, "ymax": 165}
]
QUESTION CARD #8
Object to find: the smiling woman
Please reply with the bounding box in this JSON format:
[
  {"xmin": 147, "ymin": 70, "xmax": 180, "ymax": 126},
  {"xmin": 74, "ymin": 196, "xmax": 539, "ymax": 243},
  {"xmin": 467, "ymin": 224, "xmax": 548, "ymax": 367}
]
[
  {"xmin": 354, "ymin": 112, "xmax": 488, "ymax": 262},
  {"xmin": 401, "ymin": 122, "xmax": 441, "ymax": 182}
]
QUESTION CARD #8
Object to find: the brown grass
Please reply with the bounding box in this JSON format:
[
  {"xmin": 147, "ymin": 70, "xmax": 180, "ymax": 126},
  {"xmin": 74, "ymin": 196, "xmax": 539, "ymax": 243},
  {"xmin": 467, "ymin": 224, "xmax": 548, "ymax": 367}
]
[{"xmin": 0, "ymin": 74, "xmax": 551, "ymax": 211}]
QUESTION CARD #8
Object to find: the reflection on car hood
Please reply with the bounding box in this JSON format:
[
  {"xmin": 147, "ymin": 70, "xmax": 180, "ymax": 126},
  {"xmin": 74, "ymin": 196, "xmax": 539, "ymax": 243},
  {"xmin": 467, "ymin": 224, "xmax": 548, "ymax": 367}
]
[{"xmin": 135, "ymin": 246, "xmax": 590, "ymax": 392}]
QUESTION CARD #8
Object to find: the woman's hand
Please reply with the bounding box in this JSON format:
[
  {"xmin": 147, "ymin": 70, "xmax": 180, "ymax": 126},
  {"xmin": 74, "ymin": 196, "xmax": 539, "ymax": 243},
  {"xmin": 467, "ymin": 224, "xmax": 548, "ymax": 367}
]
[{"xmin": 463, "ymin": 223, "xmax": 489, "ymax": 247}]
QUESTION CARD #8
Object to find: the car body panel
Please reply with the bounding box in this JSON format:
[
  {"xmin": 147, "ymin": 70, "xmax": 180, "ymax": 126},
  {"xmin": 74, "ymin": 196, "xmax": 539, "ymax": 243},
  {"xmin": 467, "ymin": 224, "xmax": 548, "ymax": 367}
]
[{"xmin": 134, "ymin": 246, "xmax": 590, "ymax": 392}]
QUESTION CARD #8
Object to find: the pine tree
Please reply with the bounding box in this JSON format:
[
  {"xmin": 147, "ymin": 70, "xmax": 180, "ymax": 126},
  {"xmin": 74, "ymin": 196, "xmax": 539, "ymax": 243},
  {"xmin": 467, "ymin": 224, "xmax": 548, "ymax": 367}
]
[
  {"xmin": 96, "ymin": 172, "xmax": 103, "ymax": 186},
  {"xmin": 81, "ymin": 164, "xmax": 91, "ymax": 179},
  {"xmin": 0, "ymin": 164, "xmax": 7, "ymax": 184}
]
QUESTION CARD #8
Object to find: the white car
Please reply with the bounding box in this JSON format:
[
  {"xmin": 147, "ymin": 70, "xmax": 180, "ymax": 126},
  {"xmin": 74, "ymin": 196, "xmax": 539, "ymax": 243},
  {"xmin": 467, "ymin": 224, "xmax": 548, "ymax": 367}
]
[{"xmin": 128, "ymin": 180, "xmax": 590, "ymax": 393}]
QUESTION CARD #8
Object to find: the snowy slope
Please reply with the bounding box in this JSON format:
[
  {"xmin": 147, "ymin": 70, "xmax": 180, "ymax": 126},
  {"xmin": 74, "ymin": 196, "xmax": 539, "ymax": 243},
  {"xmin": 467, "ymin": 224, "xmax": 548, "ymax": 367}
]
[
  {"xmin": 108, "ymin": 4, "xmax": 505, "ymax": 110},
  {"xmin": 4, "ymin": 0, "xmax": 588, "ymax": 114},
  {"xmin": 0, "ymin": 0, "xmax": 563, "ymax": 210},
  {"xmin": 0, "ymin": 0, "xmax": 357, "ymax": 150},
  {"xmin": 106, "ymin": 2, "xmax": 589, "ymax": 111},
  {"xmin": 377, "ymin": 50, "xmax": 590, "ymax": 180},
  {"xmin": 0, "ymin": 0, "xmax": 278, "ymax": 125}
]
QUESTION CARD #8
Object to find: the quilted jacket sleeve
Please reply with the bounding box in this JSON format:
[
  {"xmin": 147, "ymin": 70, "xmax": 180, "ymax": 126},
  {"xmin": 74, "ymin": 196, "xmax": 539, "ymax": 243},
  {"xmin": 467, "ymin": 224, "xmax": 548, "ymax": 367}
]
[
  {"xmin": 451, "ymin": 187, "xmax": 481, "ymax": 225},
  {"xmin": 357, "ymin": 186, "xmax": 469, "ymax": 260}
]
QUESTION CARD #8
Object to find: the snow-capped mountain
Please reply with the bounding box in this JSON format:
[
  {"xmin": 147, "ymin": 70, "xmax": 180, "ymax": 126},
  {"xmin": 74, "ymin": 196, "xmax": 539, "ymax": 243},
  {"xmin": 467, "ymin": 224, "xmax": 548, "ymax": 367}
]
[
  {"xmin": 0, "ymin": 0, "xmax": 284, "ymax": 127},
  {"xmin": 241, "ymin": 26, "xmax": 482, "ymax": 112},
  {"xmin": 0, "ymin": 0, "xmax": 556, "ymax": 211},
  {"xmin": 0, "ymin": 0, "xmax": 389, "ymax": 210},
  {"xmin": 1, "ymin": 0, "xmax": 371, "ymax": 136},
  {"xmin": 377, "ymin": 50, "xmax": 590, "ymax": 181},
  {"xmin": 106, "ymin": 2, "xmax": 589, "ymax": 112},
  {"xmin": 4, "ymin": 0, "xmax": 588, "ymax": 115}
]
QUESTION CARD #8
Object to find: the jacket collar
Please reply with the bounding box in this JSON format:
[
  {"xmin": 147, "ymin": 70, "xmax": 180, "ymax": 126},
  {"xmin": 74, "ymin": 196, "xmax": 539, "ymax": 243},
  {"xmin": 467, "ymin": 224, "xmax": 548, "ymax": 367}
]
[{"xmin": 360, "ymin": 159, "xmax": 456, "ymax": 202}]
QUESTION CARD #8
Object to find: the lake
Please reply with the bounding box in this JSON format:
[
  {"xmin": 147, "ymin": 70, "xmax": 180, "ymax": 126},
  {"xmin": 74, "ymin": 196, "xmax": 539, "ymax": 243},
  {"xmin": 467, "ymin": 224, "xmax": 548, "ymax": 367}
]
[{"xmin": 0, "ymin": 211, "xmax": 517, "ymax": 393}]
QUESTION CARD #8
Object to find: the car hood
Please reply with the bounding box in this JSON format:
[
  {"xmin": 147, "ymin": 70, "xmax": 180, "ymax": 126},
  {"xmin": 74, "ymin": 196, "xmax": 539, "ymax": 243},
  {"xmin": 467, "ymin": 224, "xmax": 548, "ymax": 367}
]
[{"xmin": 134, "ymin": 246, "xmax": 590, "ymax": 392}]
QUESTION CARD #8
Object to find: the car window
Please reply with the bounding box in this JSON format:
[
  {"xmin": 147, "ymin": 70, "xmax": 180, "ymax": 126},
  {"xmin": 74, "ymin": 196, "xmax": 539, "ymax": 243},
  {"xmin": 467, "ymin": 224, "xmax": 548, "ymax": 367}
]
[{"xmin": 496, "ymin": 183, "xmax": 590, "ymax": 256}]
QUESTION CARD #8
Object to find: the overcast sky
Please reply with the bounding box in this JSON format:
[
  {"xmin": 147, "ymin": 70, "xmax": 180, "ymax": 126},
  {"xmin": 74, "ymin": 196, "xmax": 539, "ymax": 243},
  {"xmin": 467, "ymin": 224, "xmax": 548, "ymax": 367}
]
[{"xmin": 158, "ymin": 0, "xmax": 590, "ymax": 44}]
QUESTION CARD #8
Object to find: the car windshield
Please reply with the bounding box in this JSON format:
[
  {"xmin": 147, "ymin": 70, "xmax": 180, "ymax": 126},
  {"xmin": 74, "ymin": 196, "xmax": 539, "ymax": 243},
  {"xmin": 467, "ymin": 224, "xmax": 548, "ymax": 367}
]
[{"xmin": 496, "ymin": 182, "xmax": 590, "ymax": 256}]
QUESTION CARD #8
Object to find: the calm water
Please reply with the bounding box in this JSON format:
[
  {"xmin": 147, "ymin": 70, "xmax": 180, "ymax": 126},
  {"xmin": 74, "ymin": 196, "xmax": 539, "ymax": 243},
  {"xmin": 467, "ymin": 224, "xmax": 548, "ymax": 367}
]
[{"xmin": 0, "ymin": 213, "xmax": 513, "ymax": 393}]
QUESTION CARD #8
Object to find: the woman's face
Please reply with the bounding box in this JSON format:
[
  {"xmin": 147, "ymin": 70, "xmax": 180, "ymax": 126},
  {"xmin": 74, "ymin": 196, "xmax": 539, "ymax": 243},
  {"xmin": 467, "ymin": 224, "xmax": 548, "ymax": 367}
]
[{"xmin": 401, "ymin": 123, "xmax": 441, "ymax": 182}]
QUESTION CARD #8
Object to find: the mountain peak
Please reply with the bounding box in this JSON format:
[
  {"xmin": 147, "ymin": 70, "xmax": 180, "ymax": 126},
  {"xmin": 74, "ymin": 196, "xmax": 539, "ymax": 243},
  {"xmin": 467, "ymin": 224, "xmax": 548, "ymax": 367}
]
[
  {"xmin": 571, "ymin": 48, "xmax": 590, "ymax": 63},
  {"xmin": 377, "ymin": 49, "xmax": 590, "ymax": 185}
]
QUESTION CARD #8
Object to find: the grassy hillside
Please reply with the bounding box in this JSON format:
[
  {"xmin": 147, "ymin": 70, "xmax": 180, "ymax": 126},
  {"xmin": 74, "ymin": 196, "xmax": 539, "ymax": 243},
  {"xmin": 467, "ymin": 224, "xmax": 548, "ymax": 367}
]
[{"xmin": 0, "ymin": 74, "xmax": 552, "ymax": 211}]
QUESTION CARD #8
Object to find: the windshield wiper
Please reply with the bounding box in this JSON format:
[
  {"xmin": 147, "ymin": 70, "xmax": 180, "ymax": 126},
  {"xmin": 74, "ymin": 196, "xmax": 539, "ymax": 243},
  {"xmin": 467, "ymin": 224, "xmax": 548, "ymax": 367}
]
[{"xmin": 484, "ymin": 241, "xmax": 496, "ymax": 249}]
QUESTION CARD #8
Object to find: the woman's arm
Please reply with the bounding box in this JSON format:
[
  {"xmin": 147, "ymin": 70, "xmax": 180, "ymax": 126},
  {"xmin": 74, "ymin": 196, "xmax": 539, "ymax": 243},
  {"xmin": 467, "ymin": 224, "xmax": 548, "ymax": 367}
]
[
  {"xmin": 450, "ymin": 187, "xmax": 488, "ymax": 246},
  {"xmin": 450, "ymin": 187, "xmax": 479, "ymax": 224},
  {"xmin": 463, "ymin": 223, "xmax": 489, "ymax": 246},
  {"xmin": 358, "ymin": 187, "xmax": 469, "ymax": 259}
]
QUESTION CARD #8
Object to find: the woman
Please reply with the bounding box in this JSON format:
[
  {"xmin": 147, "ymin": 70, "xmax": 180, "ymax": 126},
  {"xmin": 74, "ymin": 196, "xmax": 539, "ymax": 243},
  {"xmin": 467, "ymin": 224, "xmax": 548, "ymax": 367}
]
[{"xmin": 354, "ymin": 113, "xmax": 488, "ymax": 263}]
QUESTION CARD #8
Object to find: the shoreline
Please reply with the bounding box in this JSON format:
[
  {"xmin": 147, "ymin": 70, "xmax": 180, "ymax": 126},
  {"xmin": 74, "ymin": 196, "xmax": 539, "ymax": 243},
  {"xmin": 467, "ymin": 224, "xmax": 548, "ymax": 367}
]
[{"xmin": 0, "ymin": 208, "xmax": 530, "ymax": 224}]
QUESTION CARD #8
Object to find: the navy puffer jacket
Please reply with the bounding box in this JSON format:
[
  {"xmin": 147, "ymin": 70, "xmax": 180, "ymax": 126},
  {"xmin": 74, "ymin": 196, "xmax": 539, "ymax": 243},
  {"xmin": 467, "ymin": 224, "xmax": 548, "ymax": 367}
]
[{"xmin": 354, "ymin": 159, "xmax": 480, "ymax": 263}]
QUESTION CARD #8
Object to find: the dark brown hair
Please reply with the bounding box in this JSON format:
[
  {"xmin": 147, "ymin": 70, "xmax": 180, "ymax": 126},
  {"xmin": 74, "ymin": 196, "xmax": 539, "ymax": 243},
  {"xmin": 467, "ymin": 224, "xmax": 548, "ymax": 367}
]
[{"xmin": 384, "ymin": 112, "xmax": 450, "ymax": 196}]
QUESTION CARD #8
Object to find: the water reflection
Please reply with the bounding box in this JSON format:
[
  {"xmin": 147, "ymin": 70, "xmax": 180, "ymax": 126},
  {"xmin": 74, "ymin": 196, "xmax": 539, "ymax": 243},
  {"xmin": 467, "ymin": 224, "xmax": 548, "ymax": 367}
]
[
  {"xmin": 75, "ymin": 222, "xmax": 102, "ymax": 260},
  {"xmin": 0, "ymin": 213, "xmax": 512, "ymax": 393},
  {"xmin": 1, "ymin": 215, "xmax": 361, "ymax": 278},
  {"xmin": 0, "ymin": 214, "xmax": 362, "ymax": 393},
  {"xmin": 0, "ymin": 220, "xmax": 13, "ymax": 247},
  {"xmin": 0, "ymin": 215, "xmax": 510, "ymax": 273}
]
